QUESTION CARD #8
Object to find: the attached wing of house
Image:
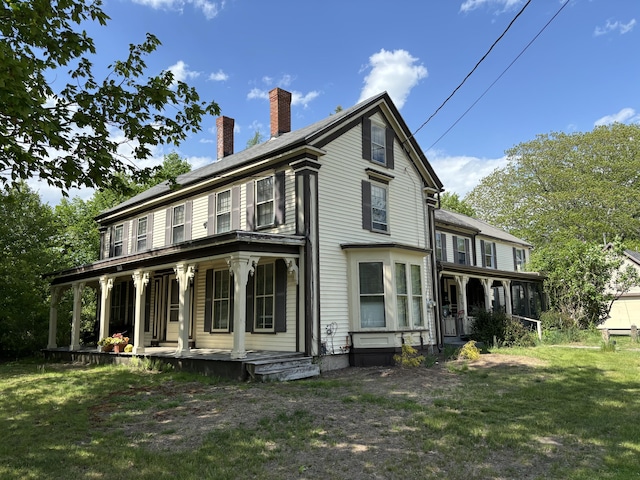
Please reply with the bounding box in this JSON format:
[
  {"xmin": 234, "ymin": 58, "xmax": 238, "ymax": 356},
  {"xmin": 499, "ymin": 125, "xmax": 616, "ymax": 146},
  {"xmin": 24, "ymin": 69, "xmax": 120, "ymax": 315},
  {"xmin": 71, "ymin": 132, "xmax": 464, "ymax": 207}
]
[
  {"xmin": 599, "ymin": 249, "xmax": 640, "ymax": 334},
  {"xmin": 434, "ymin": 209, "xmax": 546, "ymax": 338}
]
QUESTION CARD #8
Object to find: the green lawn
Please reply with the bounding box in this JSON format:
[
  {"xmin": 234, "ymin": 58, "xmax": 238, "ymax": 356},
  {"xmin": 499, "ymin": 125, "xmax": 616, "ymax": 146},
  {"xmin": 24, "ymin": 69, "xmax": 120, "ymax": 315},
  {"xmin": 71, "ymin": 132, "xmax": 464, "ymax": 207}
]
[{"xmin": 0, "ymin": 343, "xmax": 638, "ymax": 480}]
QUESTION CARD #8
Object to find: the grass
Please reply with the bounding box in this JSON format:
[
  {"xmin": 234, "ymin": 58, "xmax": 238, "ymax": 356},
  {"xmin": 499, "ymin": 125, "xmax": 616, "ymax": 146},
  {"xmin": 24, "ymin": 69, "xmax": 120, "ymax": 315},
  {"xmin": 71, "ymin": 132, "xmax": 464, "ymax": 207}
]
[{"xmin": 1, "ymin": 341, "xmax": 639, "ymax": 479}]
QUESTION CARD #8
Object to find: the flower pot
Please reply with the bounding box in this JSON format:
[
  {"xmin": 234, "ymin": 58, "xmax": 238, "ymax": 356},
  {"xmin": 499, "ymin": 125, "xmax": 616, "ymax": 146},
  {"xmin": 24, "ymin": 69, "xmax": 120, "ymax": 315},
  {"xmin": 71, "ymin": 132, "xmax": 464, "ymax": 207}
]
[
  {"xmin": 101, "ymin": 344, "xmax": 114, "ymax": 352},
  {"xmin": 113, "ymin": 344, "xmax": 122, "ymax": 353}
]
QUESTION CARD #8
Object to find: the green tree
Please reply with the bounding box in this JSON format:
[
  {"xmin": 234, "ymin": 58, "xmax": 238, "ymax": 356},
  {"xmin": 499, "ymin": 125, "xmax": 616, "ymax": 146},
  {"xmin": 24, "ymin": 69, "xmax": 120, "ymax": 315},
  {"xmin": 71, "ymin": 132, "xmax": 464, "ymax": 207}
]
[
  {"xmin": 0, "ymin": 184, "xmax": 61, "ymax": 357},
  {"xmin": 465, "ymin": 123, "xmax": 640, "ymax": 247},
  {"xmin": 0, "ymin": 0, "xmax": 219, "ymax": 194},
  {"xmin": 440, "ymin": 192, "xmax": 476, "ymax": 217},
  {"xmin": 246, "ymin": 130, "xmax": 264, "ymax": 149},
  {"xmin": 529, "ymin": 239, "xmax": 640, "ymax": 328}
]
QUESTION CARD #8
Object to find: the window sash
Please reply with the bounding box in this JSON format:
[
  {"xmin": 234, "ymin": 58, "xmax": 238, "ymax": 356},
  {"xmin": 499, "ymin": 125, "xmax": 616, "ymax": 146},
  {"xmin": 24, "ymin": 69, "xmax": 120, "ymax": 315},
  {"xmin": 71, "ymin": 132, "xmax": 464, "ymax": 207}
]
[
  {"xmin": 411, "ymin": 265, "xmax": 423, "ymax": 327},
  {"xmin": 371, "ymin": 184, "xmax": 387, "ymax": 231},
  {"xmin": 113, "ymin": 225, "xmax": 124, "ymax": 256},
  {"xmin": 359, "ymin": 262, "xmax": 385, "ymax": 328},
  {"xmin": 216, "ymin": 190, "xmax": 232, "ymax": 233},
  {"xmin": 396, "ymin": 263, "xmax": 408, "ymax": 327},
  {"xmin": 484, "ymin": 242, "xmax": 494, "ymax": 268},
  {"xmin": 212, "ymin": 269, "xmax": 230, "ymax": 330},
  {"xmin": 255, "ymin": 263, "xmax": 275, "ymax": 330},
  {"xmin": 137, "ymin": 217, "xmax": 147, "ymax": 251},
  {"xmin": 456, "ymin": 237, "xmax": 467, "ymax": 264},
  {"xmin": 172, "ymin": 205, "xmax": 185, "ymax": 243},
  {"xmin": 371, "ymin": 124, "xmax": 386, "ymax": 164},
  {"xmin": 256, "ymin": 177, "xmax": 275, "ymax": 227}
]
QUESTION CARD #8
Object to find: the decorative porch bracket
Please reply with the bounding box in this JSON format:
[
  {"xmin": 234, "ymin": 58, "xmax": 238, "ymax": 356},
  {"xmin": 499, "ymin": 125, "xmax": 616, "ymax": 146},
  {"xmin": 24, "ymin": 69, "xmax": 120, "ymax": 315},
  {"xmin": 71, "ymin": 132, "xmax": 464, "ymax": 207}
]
[
  {"xmin": 98, "ymin": 276, "xmax": 114, "ymax": 349},
  {"xmin": 227, "ymin": 254, "xmax": 260, "ymax": 359},
  {"xmin": 132, "ymin": 271, "xmax": 150, "ymax": 355},
  {"xmin": 174, "ymin": 263, "xmax": 197, "ymax": 357}
]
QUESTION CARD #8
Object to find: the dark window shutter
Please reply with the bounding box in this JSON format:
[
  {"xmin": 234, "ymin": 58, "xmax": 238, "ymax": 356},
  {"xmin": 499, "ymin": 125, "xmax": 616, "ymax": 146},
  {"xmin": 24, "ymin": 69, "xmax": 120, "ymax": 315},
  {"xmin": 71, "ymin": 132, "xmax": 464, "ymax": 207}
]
[
  {"xmin": 362, "ymin": 117, "xmax": 372, "ymax": 161},
  {"xmin": 147, "ymin": 212, "xmax": 154, "ymax": 249},
  {"xmin": 274, "ymin": 171, "xmax": 286, "ymax": 226},
  {"xmin": 246, "ymin": 182, "xmax": 255, "ymax": 231},
  {"xmin": 165, "ymin": 208, "xmax": 172, "ymax": 245},
  {"xmin": 245, "ymin": 273, "xmax": 254, "ymax": 332},
  {"xmin": 231, "ymin": 186, "xmax": 241, "ymax": 230},
  {"xmin": 144, "ymin": 282, "xmax": 151, "ymax": 332},
  {"xmin": 480, "ymin": 240, "xmax": 486, "ymax": 267},
  {"xmin": 122, "ymin": 222, "xmax": 129, "ymax": 255},
  {"xmin": 385, "ymin": 127, "xmax": 395, "ymax": 169},
  {"xmin": 492, "ymin": 243, "xmax": 497, "ymax": 269},
  {"xmin": 184, "ymin": 200, "xmax": 193, "ymax": 241},
  {"xmin": 204, "ymin": 269, "xmax": 213, "ymax": 332},
  {"xmin": 207, "ymin": 194, "xmax": 215, "ymax": 236},
  {"xmin": 465, "ymin": 239, "xmax": 471, "ymax": 265},
  {"xmin": 131, "ymin": 219, "xmax": 138, "ymax": 253},
  {"xmin": 109, "ymin": 226, "xmax": 115, "ymax": 257},
  {"xmin": 362, "ymin": 180, "xmax": 372, "ymax": 230},
  {"xmin": 441, "ymin": 234, "xmax": 448, "ymax": 262},
  {"xmin": 452, "ymin": 235, "xmax": 459, "ymax": 264},
  {"xmin": 275, "ymin": 260, "xmax": 287, "ymax": 332}
]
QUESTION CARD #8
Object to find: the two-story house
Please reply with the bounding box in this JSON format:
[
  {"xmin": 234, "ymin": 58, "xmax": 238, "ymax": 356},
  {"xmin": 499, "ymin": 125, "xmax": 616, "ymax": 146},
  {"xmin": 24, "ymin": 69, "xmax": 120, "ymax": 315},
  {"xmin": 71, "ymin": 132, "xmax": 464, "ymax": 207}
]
[
  {"xmin": 47, "ymin": 88, "xmax": 444, "ymax": 370},
  {"xmin": 434, "ymin": 209, "xmax": 545, "ymax": 337}
]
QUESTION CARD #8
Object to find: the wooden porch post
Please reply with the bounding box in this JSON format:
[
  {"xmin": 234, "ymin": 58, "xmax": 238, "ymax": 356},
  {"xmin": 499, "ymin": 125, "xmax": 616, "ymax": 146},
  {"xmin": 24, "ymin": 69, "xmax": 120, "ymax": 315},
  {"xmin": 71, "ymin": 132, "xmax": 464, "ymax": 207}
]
[
  {"xmin": 70, "ymin": 282, "xmax": 85, "ymax": 350},
  {"xmin": 228, "ymin": 254, "xmax": 260, "ymax": 359},
  {"xmin": 174, "ymin": 263, "xmax": 196, "ymax": 357},
  {"xmin": 98, "ymin": 276, "xmax": 113, "ymax": 348},
  {"xmin": 503, "ymin": 280, "xmax": 513, "ymax": 315},
  {"xmin": 132, "ymin": 271, "xmax": 150, "ymax": 355},
  {"xmin": 47, "ymin": 287, "xmax": 63, "ymax": 349},
  {"xmin": 455, "ymin": 275, "xmax": 469, "ymax": 334},
  {"xmin": 481, "ymin": 278, "xmax": 492, "ymax": 312}
]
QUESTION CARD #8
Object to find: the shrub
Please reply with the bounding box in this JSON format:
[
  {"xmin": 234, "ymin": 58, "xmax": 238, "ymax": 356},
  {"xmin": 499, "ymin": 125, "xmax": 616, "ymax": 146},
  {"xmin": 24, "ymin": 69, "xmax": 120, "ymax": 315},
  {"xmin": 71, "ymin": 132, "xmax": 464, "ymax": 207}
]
[
  {"xmin": 457, "ymin": 340, "xmax": 481, "ymax": 361},
  {"xmin": 393, "ymin": 344, "xmax": 425, "ymax": 368},
  {"xmin": 471, "ymin": 310, "xmax": 536, "ymax": 347}
]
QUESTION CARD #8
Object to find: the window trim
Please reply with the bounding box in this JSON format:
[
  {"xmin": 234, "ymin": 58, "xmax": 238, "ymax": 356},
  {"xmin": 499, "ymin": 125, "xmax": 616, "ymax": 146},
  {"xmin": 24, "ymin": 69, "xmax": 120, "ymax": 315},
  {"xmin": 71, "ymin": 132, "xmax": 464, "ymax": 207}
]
[
  {"xmin": 513, "ymin": 247, "xmax": 526, "ymax": 272},
  {"xmin": 256, "ymin": 175, "xmax": 275, "ymax": 228},
  {"xmin": 113, "ymin": 224, "xmax": 124, "ymax": 257},
  {"xmin": 435, "ymin": 232, "xmax": 447, "ymax": 262},
  {"xmin": 371, "ymin": 122, "xmax": 387, "ymax": 165},
  {"xmin": 172, "ymin": 205, "xmax": 185, "ymax": 244},
  {"xmin": 358, "ymin": 261, "xmax": 386, "ymax": 329},
  {"xmin": 215, "ymin": 189, "xmax": 232, "ymax": 234},
  {"xmin": 395, "ymin": 262, "xmax": 425, "ymax": 329},
  {"xmin": 362, "ymin": 179, "xmax": 389, "ymax": 234},
  {"xmin": 136, "ymin": 216, "xmax": 148, "ymax": 252},
  {"xmin": 212, "ymin": 268, "xmax": 231, "ymax": 331},
  {"xmin": 481, "ymin": 240, "xmax": 497, "ymax": 269},
  {"xmin": 254, "ymin": 262, "xmax": 275, "ymax": 332}
]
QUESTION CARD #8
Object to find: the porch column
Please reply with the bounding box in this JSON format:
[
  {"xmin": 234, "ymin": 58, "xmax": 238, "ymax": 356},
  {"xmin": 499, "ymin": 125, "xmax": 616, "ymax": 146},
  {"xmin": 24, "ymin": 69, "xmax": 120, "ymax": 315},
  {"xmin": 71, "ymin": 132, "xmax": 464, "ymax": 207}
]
[
  {"xmin": 70, "ymin": 282, "xmax": 85, "ymax": 350},
  {"xmin": 98, "ymin": 276, "xmax": 113, "ymax": 348},
  {"xmin": 227, "ymin": 254, "xmax": 260, "ymax": 359},
  {"xmin": 174, "ymin": 263, "xmax": 196, "ymax": 357},
  {"xmin": 47, "ymin": 287, "xmax": 64, "ymax": 349},
  {"xmin": 132, "ymin": 271, "xmax": 150, "ymax": 355},
  {"xmin": 481, "ymin": 278, "xmax": 492, "ymax": 312},
  {"xmin": 455, "ymin": 275, "xmax": 469, "ymax": 315},
  {"xmin": 503, "ymin": 280, "xmax": 513, "ymax": 315}
]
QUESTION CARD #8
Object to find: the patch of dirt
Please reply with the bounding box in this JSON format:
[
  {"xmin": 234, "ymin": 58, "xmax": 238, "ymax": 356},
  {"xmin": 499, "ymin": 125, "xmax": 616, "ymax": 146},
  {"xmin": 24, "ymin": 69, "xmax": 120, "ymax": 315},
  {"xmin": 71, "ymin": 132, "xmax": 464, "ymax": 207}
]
[{"xmin": 90, "ymin": 354, "xmax": 553, "ymax": 478}]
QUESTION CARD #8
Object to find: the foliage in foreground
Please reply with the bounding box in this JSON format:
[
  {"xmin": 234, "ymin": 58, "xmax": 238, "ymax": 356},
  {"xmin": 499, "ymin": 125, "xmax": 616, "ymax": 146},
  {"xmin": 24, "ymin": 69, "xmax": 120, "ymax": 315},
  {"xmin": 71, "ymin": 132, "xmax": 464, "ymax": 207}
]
[{"xmin": 470, "ymin": 310, "xmax": 536, "ymax": 347}]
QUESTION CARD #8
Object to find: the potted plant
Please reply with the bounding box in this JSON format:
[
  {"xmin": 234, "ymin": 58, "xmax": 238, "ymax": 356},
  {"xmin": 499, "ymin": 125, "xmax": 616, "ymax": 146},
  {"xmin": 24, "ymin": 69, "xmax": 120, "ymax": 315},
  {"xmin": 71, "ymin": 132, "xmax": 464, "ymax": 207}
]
[{"xmin": 98, "ymin": 333, "xmax": 129, "ymax": 353}]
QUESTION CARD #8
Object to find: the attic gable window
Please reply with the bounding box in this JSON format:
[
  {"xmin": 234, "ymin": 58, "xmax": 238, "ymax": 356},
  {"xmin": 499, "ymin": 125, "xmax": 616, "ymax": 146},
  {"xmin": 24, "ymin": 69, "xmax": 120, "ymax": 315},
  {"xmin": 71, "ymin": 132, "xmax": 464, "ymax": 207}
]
[{"xmin": 362, "ymin": 117, "xmax": 395, "ymax": 168}]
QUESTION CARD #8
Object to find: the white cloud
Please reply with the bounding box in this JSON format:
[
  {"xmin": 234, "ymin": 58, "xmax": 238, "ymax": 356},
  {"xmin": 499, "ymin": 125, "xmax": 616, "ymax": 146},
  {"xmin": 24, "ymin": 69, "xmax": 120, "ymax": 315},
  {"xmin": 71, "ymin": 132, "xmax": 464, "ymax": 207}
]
[
  {"xmin": 247, "ymin": 88, "xmax": 269, "ymax": 101},
  {"xmin": 427, "ymin": 150, "xmax": 508, "ymax": 196},
  {"xmin": 167, "ymin": 60, "xmax": 201, "ymax": 86},
  {"xmin": 358, "ymin": 49, "xmax": 427, "ymax": 109},
  {"xmin": 594, "ymin": 108, "xmax": 640, "ymax": 126},
  {"xmin": 132, "ymin": 0, "xmax": 223, "ymax": 20},
  {"xmin": 291, "ymin": 91, "xmax": 320, "ymax": 108},
  {"xmin": 594, "ymin": 18, "xmax": 637, "ymax": 37},
  {"xmin": 459, "ymin": 0, "xmax": 523, "ymax": 14},
  {"xmin": 208, "ymin": 70, "xmax": 228, "ymax": 81}
]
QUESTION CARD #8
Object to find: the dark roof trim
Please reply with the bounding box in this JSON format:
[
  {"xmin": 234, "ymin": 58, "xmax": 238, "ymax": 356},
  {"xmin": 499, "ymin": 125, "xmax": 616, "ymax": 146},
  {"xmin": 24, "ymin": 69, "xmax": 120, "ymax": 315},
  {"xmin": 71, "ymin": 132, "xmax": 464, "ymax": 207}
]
[{"xmin": 438, "ymin": 261, "xmax": 544, "ymax": 281}]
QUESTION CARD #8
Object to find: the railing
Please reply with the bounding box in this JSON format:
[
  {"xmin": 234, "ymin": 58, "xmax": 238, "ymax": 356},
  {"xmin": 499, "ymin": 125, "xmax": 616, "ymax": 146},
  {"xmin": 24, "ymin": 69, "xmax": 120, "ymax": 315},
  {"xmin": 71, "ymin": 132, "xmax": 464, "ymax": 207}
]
[{"xmin": 512, "ymin": 315, "xmax": 542, "ymax": 340}]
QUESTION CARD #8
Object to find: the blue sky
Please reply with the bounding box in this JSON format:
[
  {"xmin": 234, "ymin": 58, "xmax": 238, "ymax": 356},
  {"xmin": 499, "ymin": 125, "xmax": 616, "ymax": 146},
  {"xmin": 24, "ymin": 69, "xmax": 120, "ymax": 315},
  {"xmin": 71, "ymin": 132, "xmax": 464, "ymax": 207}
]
[{"xmin": 35, "ymin": 0, "xmax": 639, "ymax": 204}]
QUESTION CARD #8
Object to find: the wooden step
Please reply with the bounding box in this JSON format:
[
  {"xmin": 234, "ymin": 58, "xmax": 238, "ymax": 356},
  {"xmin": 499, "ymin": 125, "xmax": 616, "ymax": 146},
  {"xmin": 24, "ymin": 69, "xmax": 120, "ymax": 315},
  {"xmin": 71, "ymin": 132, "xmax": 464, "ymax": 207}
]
[{"xmin": 245, "ymin": 356, "xmax": 320, "ymax": 382}]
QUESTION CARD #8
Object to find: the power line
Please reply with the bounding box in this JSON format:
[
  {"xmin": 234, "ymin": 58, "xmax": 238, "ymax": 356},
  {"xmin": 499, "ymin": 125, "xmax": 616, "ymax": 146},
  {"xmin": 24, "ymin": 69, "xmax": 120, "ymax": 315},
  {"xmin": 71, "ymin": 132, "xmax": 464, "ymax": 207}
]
[
  {"xmin": 428, "ymin": 0, "xmax": 571, "ymax": 150},
  {"xmin": 407, "ymin": 0, "xmax": 532, "ymax": 143}
]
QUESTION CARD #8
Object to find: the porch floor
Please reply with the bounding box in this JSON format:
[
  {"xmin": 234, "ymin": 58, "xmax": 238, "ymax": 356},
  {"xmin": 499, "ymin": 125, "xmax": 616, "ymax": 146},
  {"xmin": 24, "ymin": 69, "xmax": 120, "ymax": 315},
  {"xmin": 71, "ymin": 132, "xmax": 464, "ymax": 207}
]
[{"xmin": 42, "ymin": 346, "xmax": 311, "ymax": 381}]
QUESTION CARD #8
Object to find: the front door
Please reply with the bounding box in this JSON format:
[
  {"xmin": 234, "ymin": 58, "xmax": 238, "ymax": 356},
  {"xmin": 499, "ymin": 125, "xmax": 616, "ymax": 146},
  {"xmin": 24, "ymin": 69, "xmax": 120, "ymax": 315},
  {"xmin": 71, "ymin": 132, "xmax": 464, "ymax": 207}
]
[{"xmin": 165, "ymin": 276, "xmax": 180, "ymax": 342}]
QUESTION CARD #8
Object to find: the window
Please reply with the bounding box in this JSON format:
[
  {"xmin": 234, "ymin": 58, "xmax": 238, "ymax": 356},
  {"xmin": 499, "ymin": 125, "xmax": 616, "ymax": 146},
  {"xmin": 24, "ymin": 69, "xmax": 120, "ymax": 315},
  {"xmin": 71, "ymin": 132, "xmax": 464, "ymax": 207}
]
[
  {"xmin": 212, "ymin": 269, "xmax": 230, "ymax": 330},
  {"xmin": 216, "ymin": 190, "xmax": 231, "ymax": 233},
  {"xmin": 255, "ymin": 263, "xmax": 274, "ymax": 330},
  {"xmin": 396, "ymin": 263, "xmax": 424, "ymax": 328},
  {"xmin": 371, "ymin": 183, "xmax": 388, "ymax": 232},
  {"xmin": 256, "ymin": 176, "xmax": 274, "ymax": 227},
  {"xmin": 482, "ymin": 240, "xmax": 496, "ymax": 268},
  {"xmin": 168, "ymin": 278, "xmax": 179, "ymax": 322},
  {"xmin": 136, "ymin": 217, "xmax": 147, "ymax": 251},
  {"xmin": 113, "ymin": 224, "xmax": 124, "ymax": 257},
  {"xmin": 359, "ymin": 262, "xmax": 385, "ymax": 328},
  {"xmin": 454, "ymin": 236, "xmax": 469, "ymax": 265},
  {"xmin": 435, "ymin": 232, "xmax": 446, "ymax": 261},
  {"xmin": 514, "ymin": 248, "xmax": 525, "ymax": 271},
  {"xmin": 371, "ymin": 123, "xmax": 386, "ymax": 164},
  {"xmin": 172, "ymin": 205, "xmax": 185, "ymax": 243}
]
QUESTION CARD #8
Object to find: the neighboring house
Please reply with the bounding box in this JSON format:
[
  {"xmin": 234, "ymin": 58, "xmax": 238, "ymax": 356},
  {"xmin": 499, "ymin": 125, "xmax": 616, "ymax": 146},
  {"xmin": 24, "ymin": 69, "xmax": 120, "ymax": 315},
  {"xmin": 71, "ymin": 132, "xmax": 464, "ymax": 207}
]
[
  {"xmin": 599, "ymin": 249, "xmax": 640, "ymax": 334},
  {"xmin": 47, "ymin": 88, "xmax": 444, "ymax": 368},
  {"xmin": 434, "ymin": 209, "xmax": 545, "ymax": 337}
]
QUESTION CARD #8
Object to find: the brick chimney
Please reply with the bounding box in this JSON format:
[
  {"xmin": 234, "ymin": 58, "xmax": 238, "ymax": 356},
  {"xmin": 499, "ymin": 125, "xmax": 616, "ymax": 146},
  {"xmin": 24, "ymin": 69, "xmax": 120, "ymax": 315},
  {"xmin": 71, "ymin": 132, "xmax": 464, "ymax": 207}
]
[
  {"xmin": 269, "ymin": 88, "xmax": 292, "ymax": 137},
  {"xmin": 216, "ymin": 116, "xmax": 234, "ymax": 159}
]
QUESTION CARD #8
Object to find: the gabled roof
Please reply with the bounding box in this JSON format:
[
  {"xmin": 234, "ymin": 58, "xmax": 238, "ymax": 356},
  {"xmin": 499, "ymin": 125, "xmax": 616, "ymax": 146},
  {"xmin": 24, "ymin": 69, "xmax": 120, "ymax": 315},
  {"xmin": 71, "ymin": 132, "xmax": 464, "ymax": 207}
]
[
  {"xmin": 624, "ymin": 249, "xmax": 640, "ymax": 266},
  {"xmin": 97, "ymin": 92, "xmax": 443, "ymax": 221},
  {"xmin": 434, "ymin": 208, "xmax": 532, "ymax": 247}
]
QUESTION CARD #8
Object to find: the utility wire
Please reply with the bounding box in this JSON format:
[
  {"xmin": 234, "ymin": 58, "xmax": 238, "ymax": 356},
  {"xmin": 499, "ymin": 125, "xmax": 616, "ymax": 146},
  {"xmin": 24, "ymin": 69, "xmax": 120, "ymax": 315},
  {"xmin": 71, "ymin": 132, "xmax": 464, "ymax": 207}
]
[
  {"xmin": 406, "ymin": 0, "xmax": 532, "ymax": 144},
  {"xmin": 428, "ymin": 0, "xmax": 571, "ymax": 150}
]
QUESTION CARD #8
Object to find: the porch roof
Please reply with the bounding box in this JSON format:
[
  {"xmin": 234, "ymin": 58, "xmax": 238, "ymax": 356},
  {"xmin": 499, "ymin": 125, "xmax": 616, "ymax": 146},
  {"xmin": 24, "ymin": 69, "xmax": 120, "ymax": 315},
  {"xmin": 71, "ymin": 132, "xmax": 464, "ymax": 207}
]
[
  {"xmin": 49, "ymin": 231, "xmax": 305, "ymax": 286},
  {"xmin": 438, "ymin": 261, "xmax": 544, "ymax": 282}
]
